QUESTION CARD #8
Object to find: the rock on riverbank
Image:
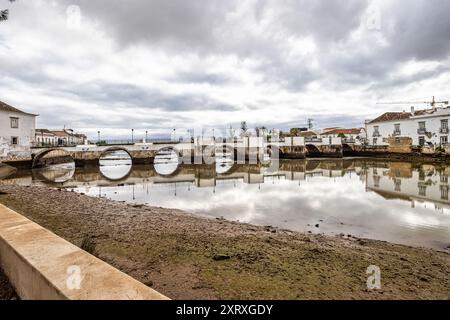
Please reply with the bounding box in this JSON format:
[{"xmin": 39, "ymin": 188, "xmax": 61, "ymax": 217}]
[{"xmin": 0, "ymin": 185, "xmax": 449, "ymax": 300}]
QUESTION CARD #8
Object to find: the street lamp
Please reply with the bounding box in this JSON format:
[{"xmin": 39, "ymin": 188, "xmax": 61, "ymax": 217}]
[
  {"xmin": 97, "ymin": 131, "xmax": 101, "ymax": 144},
  {"xmin": 131, "ymin": 129, "xmax": 134, "ymax": 144},
  {"xmin": 173, "ymin": 128, "xmax": 176, "ymax": 142},
  {"xmin": 145, "ymin": 130, "xmax": 148, "ymax": 143}
]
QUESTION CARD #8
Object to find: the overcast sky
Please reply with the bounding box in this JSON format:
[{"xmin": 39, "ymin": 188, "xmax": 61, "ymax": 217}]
[{"xmin": 1, "ymin": 0, "xmax": 450, "ymax": 139}]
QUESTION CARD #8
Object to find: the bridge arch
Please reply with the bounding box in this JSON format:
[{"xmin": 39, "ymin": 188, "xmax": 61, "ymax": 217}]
[
  {"xmin": 98, "ymin": 147, "xmax": 133, "ymax": 181},
  {"xmin": 99, "ymin": 164, "xmax": 132, "ymax": 182},
  {"xmin": 305, "ymin": 144, "xmax": 321, "ymax": 157},
  {"xmin": 99, "ymin": 147, "xmax": 133, "ymax": 162},
  {"xmin": 154, "ymin": 147, "xmax": 181, "ymax": 177},
  {"xmin": 342, "ymin": 143, "xmax": 355, "ymax": 157},
  {"xmin": 305, "ymin": 159, "xmax": 321, "ymax": 171},
  {"xmin": 215, "ymin": 144, "xmax": 236, "ymax": 174},
  {"xmin": 32, "ymin": 148, "xmax": 74, "ymax": 169},
  {"xmin": 266, "ymin": 145, "xmax": 283, "ymax": 159}
]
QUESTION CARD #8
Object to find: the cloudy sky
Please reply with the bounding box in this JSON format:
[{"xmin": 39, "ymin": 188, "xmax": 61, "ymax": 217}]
[{"xmin": 1, "ymin": 0, "xmax": 450, "ymax": 139}]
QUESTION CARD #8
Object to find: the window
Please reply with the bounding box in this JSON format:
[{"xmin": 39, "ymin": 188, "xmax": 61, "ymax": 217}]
[
  {"xmin": 10, "ymin": 117, "xmax": 19, "ymax": 128},
  {"xmin": 441, "ymin": 174, "xmax": 448, "ymax": 184},
  {"xmin": 419, "ymin": 171, "xmax": 425, "ymax": 181},
  {"xmin": 441, "ymin": 119, "xmax": 448, "ymax": 129},
  {"xmin": 394, "ymin": 178, "xmax": 401, "ymax": 192},
  {"xmin": 419, "ymin": 122, "xmax": 426, "ymax": 129},
  {"xmin": 419, "ymin": 184, "xmax": 427, "ymax": 197},
  {"xmin": 373, "ymin": 176, "xmax": 381, "ymax": 188},
  {"xmin": 441, "ymin": 136, "xmax": 448, "ymax": 145},
  {"xmin": 394, "ymin": 124, "xmax": 401, "ymax": 135},
  {"xmin": 11, "ymin": 137, "xmax": 18, "ymax": 145},
  {"xmin": 419, "ymin": 136, "xmax": 425, "ymax": 146},
  {"xmin": 373, "ymin": 126, "xmax": 380, "ymax": 137},
  {"xmin": 373, "ymin": 138, "xmax": 377, "ymax": 145},
  {"xmin": 440, "ymin": 185, "xmax": 449, "ymax": 200}
]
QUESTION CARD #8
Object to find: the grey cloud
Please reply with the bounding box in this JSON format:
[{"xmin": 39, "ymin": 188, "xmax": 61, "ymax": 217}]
[
  {"xmin": 383, "ymin": 0, "xmax": 450, "ymax": 61},
  {"xmin": 170, "ymin": 71, "xmax": 232, "ymax": 85},
  {"xmin": 61, "ymin": 0, "xmax": 237, "ymax": 50},
  {"xmin": 60, "ymin": 81, "xmax": 238, "ymax": 112},
  {"xmin": 3, "ymin": 0, "xmax": 450, "ymax": 135}
]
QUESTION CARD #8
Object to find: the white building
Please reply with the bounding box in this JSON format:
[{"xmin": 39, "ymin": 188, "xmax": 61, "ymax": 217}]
[
  {"xmin": 366, "ymin": 106, "xmax": 450, "ymax": 147},
  {"xmin": 320, "ymin": 128, "xmax": 366, "ymax": 143},
  {"xmin": 0, "ymin": 101, "xmax": 37, "ymax": 157},
  {"xmin": 50, "ymin": 129, "xmax": 87, "ymax": 146},
  {"xmin": 35, "ymin": 129, "xmax": 58, "ymax": 146}
]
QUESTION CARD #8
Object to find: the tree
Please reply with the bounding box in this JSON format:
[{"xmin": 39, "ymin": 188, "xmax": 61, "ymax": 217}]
[
  {"xmin": 1, "ymin": 1, "xmax": 16, "ymax": 22},
  {"xmin": 240, "ymin": 121, "xmax": 248, "ymax": 134},
  {"xmin": 0, "ymin": 10, "xmax": 7, "ymax": 21}
]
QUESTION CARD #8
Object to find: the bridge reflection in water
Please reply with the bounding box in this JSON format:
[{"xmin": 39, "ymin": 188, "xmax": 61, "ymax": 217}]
[{"xmin": 1, "ymin": 157, "xmax": 450, "ymax": 250}]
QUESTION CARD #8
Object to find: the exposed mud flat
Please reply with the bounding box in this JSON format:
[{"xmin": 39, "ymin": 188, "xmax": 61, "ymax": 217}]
[
  {"xmin": 0, "ymin": 268, "xmax": 17, "ymax": 300},
  {"xmin": 0, "ymin": 185, "xmax": 448, "ymax": 300}
]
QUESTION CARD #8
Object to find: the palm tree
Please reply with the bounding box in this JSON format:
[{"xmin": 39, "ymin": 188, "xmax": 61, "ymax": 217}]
[
  {"xmin": 1, "ymin": 1, "xmax": 16, "ymax": 22},
  {"xmin": 0, "ymin": 9, "xmax": 8, "ymax": 21}
]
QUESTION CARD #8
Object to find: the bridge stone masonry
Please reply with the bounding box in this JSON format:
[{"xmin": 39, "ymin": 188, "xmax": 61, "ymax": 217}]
[{"xmin": 27, "ymin": 136, "xmax": 358, "ymax": 169}]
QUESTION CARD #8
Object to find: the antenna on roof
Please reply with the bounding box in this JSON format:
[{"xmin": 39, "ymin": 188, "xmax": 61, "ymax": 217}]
[{"xmin": 377, "ymin": 96, "xmax": 449, "ymax": 109}]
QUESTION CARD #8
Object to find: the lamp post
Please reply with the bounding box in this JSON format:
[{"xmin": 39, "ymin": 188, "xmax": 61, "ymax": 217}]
[
  {"xmin": 131, "ymin": 129, "xmax": 134, "ymax": 144},
  {"xmin": 145, "ymin": 130, "xmax": 148, "ymax": 143},
  {"xmin": 97, "ymin": 131, "xmax": 101, "ymax": 145},
  {"xmin": 173, "ymin": 128, "xmax": 176, "ymax": 142}
]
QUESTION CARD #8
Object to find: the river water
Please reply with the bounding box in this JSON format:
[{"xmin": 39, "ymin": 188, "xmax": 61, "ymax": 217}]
[{"xmin": 1, "ymin": 151, "xmax": 450, "ymax": 250}]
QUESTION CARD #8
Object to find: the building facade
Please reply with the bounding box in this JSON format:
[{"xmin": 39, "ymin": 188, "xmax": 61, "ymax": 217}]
[
  {"xmin": 40, "ymin": 129, "xmax": 87, "ymax": 146},
  {"xmin": 320, "ymin": 128, "xmax": 366, "ymax": 143},
  {"xmin": 366, "ymin": 107, "xmax": 450, "ymax": 147},
  {"xmin": 35, "ymin": 129, "xmax": 58, "ymax": 146},
  {"xmin": 0, "ymin": 101, "xmax": 37, "ymax": 157}
]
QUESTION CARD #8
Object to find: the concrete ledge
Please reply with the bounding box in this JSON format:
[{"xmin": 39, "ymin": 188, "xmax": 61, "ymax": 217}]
[{"xmin": 0, "ymin": 204, "xmax": 169, "ymax": 300}]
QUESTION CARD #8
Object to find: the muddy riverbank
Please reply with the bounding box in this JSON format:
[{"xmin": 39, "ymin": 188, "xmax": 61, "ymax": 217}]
[
  {"xmin": 0, "ymin": 185, "xmax": 448, "ymax": 300},
  {"xmin": 0, "ymin": 268, "xmax": 17, "ymax": 300}
]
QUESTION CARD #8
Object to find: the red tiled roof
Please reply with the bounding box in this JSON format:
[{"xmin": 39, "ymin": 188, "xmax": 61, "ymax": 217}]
[
  {"xmin": 323, "ymin": 128, "xmax": 362, "ymax": 135},
  {"xmin": 36, "ymin": 129, "xmax": 56, "ymax": 135},
  {"xmin": 0, "ymin": 100, "xmax": 38, "ymax": 116},
  {"xmin": 51, "ymin": 131, "xmax": 70, "ymax": 137},
  {"xmin": 368, "ymin": 112, "xmax": 411, "ymax": 124}
]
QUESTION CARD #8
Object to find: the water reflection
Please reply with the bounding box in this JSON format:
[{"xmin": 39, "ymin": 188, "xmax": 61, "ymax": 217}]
[
  {"xmin": 1, "ymin": 158, "xmax": 450, "ymax": 250},
  {"xmin": 154, "ymin": 148, "xmax": 179, "ymax": 176},
  {"xmin": 99, "ymin": 150, "xmax": 132, "ymax": 180}
]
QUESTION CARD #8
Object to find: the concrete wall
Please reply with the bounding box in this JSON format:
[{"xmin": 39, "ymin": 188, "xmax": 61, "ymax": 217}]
[
  {"xmin": 0, "ymin": 204, "xmax": 169, "ymax": 300},
  {"xmin": 388, "ymin": 137, "xmax": 413, "ymax": 154}
]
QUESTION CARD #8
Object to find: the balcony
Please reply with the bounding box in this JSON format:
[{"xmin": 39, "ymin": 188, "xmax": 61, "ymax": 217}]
[
  {"xmin": 304, "ymin": 138, "xmax": 323, "ymax": 143},
  {"xmin": 417, "ymin": 128, "xmax": 428, "ymax": 135},
  {"xmin": 342, "ymin": 138, "xmax": 356, "ymax": 144},
  {"xmin": 393, "ymin": 130, "xmax": 401, "ymax": 136},
  {"xmin": 372, "ymin": 132, "xmax": 381, "ymax": 137},
  {"xmin": 440, "ymin": 127, "xmax": 449, "ymax": 134}
]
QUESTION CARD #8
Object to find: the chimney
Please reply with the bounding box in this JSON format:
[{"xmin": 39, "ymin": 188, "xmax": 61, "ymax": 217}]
[{"xmin": 411, "ymin": 106, "xmax": 415, "ymax": 114}]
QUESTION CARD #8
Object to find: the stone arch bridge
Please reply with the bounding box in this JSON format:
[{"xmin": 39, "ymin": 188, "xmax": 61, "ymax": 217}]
[{"xmin": 30, "ymin": 137, "xmax": 359, "ymax": 168}]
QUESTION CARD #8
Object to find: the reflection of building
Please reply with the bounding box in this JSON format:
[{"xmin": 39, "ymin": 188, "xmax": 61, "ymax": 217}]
[
  {"xmin": 0, "ymin": 101, "xmax": 37, "ymax": 158},
  {"xmin": 366, "ymin": 106, "xmax": 450, "ymax": 147},
  {"xmin": 366, "ymin": 162, "xmax": 450, "ymax": 210}
]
